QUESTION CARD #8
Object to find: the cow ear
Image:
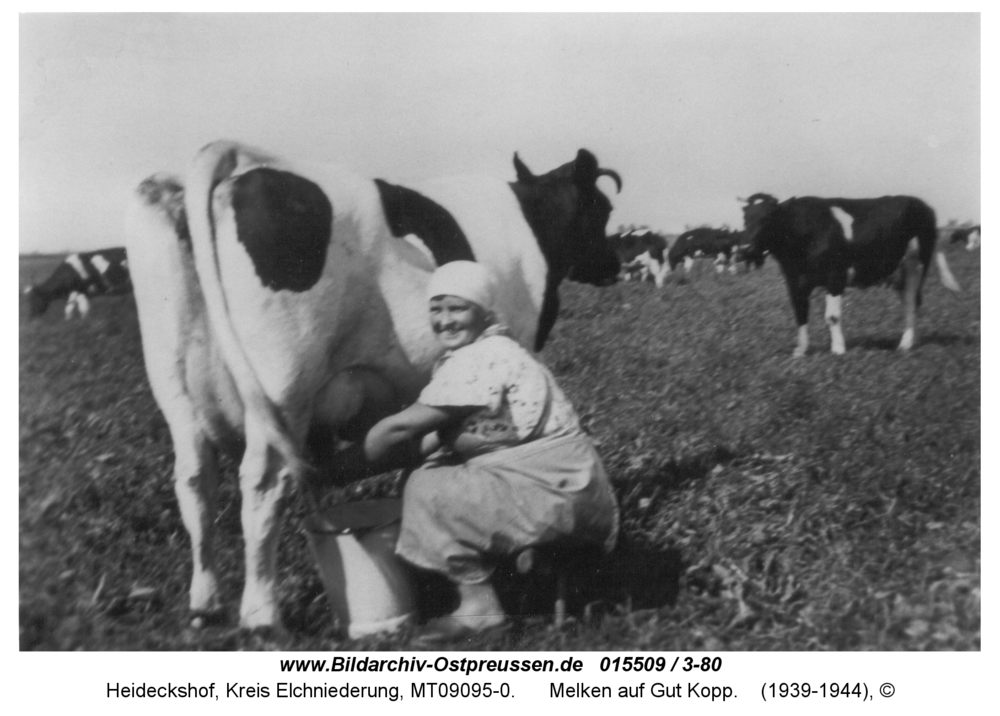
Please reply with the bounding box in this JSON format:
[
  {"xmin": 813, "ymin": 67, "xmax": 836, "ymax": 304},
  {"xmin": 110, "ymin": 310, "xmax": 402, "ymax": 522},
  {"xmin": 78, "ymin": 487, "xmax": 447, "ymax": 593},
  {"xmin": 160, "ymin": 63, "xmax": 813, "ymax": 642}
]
[
  {"xmin": 573, "ymin": 149, "xmax": 598, "ymax": 182},
  {"xmin": 513, "ymin": 153, "xmax": 534, "ymax": 183},
  {"xmin": 745, "ymin": 192, "xmax": 777, "ymax": 206}
]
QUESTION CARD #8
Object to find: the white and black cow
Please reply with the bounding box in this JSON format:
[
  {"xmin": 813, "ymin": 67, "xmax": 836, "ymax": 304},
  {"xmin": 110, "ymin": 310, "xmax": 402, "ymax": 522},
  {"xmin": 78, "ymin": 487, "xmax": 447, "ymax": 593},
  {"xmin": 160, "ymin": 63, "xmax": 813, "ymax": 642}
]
[
  {"xmin": 667, "ymin": 227, "xmax": 743, "ymax": 274},
  {"xmin": 24, "ymin": 247, "xmax": 132, "ymax": 319},
  {"xmin": 125, "ymin": 140, "xmax": 622, "ymax": 631},
  {"xmin": 608, "ymin": 229, "xmax": 669, "ymax": 287},
  {"xmin": 950, "ymin": 224, "xmax": 981, "ymax": 251},
  {"xmin": 741, "ymin": 193, "xmax": 961, "ymax": 357}
]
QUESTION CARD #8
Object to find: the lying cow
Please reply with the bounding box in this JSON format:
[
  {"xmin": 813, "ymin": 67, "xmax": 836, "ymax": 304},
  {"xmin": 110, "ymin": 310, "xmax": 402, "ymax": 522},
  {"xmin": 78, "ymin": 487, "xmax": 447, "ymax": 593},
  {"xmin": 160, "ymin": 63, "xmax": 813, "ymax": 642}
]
[
  {"xmin": 608, "ymin": 229, "xmax": 669, "ymax": 287},
  {"xmin": 741, "ymin": 193, "xmax": 961, "ymax": 357},
  {"xmin": 668, "ymin": 227, "xmax": 742, "ymax": 274},
  {"xmin": 950, "ymin": 224, "xmax": 981, "ymax": 251},
  {"xmin": 24, "ymin": 247, "xmax": 132, "ymax": 319},
  {"xmin": 126, "ymin": 141, "xmax": 622, "ymax": 631}
]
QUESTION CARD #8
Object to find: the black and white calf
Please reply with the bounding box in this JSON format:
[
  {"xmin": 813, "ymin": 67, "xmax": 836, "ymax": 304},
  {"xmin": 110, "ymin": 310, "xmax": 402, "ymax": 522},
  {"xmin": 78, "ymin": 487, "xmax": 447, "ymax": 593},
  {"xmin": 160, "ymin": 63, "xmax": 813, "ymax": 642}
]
[
  {"xmin": 741, "ymin": 193, "xmax": 961, "ymax": 357},
  {"xmin": 24, "ymin": 247, "xmax": 132, "ymax": 319},
  {"xmin": 126, "ymin": 141, "xmax": 622, "ymax": 631},
  {"xmin": 608, "ymin": 229, "xmax": 669, "ymax": 287}
]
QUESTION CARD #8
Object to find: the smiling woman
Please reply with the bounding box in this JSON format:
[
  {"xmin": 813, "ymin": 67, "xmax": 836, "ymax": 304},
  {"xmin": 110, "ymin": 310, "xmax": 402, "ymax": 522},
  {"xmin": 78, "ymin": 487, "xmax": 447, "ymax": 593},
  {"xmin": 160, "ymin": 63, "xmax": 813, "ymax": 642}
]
[
  {"xmin": 363, "ymin": 261, "xmax": 620, "ymax": 644},
  {"xmin": 429, "ymin": 295, "xmax": 492, "ymax": 351},
  {"xmin": 427, "ymin": 262, "xmax": 497, "ymax": 351}
]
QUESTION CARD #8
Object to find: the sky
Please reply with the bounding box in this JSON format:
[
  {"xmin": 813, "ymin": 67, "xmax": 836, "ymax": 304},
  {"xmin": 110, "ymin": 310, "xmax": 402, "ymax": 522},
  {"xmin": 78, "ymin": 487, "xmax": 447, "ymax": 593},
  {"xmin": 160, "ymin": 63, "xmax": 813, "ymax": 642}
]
[{"xmin": 19, "ymin": 12, "xmax": 981, "ymax": 254}]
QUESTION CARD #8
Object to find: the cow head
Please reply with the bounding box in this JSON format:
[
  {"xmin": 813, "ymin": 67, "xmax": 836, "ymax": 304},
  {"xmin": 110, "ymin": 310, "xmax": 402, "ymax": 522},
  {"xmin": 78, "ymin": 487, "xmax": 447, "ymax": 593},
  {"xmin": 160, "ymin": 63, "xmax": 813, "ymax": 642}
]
[
  {"xmin": 24, "ymin": 286, "xmax": 49, "ymax": 317},
  {"xmin": 741, "ymin": 193, "xmax": 780, "ymax": 263},
  {"xmin": 511, "ymin": 149, "xmax": 622, "ymax": 287}
]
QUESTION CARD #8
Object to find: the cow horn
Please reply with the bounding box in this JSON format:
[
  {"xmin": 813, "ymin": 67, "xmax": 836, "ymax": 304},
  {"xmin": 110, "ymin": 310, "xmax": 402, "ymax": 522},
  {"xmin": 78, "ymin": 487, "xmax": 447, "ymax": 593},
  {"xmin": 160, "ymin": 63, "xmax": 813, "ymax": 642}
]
[
  {"xmin": 512, "ymin": 152, "xmax": 533, "ymax": 183},
  {"xmin": 597, "ymin": 168, "xmax": 622, "ymax": 194}
]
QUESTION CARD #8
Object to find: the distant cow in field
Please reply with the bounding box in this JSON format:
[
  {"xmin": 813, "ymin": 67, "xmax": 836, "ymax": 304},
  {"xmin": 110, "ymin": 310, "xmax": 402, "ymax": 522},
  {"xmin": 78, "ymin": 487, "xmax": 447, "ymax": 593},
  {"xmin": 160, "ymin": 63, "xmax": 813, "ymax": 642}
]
[
  {"xmin": 126, "ymin": 141, "xmax": 622, "ymax": 631},
  {"xmin": 723, "ymin": 230, "xmax": 763, "ymax": 274},
  {"xmin": 24, "ymin": 248, "xmax": 132, "ymax": 319},
  {"xmin": 950, "ymin": 225, "xmax": 981, "ymax": 251},
  {"xmin": 608, "ymin": 229, "xmax": 669, "ymax": 287},
  {"xmin": 741, "ymin": 193, "xmax": 961, "ymax": 357},
  {"xmin": 668, "ymin": 227, "xmax": 742, "ymax": 274}
]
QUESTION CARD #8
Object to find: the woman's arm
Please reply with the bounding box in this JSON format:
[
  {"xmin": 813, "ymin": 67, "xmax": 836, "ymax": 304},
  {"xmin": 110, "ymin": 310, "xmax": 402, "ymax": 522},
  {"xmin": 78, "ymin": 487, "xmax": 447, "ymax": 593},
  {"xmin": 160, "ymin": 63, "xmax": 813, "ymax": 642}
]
[{"xmin": 364, "ymin": 402, "xmax": 475, "ymax": 467}]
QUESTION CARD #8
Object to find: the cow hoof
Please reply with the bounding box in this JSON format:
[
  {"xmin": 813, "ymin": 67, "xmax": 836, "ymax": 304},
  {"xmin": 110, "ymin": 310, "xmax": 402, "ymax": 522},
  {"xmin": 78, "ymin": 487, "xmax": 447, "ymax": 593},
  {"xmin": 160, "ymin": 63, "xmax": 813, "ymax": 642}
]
[
  {"xmin": 792, "ymin": 350, "xmax": 806, "ymax": 359},
  {"xmin": 240, "ymin": 624, "xmax": 290, "ymax": 647},
  {"xmin": 239, "ymin": 602, "xmax": 285, "ymax": 634},
  {"xmin": 189, "ymin": 608, "xmax": 226, "ymax": 630}
]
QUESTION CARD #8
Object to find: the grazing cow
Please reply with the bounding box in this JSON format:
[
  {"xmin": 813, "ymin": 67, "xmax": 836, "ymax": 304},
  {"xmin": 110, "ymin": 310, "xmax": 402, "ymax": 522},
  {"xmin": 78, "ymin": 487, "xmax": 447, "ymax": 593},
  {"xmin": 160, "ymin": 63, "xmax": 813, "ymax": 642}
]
[
  {"xmin": 668, "ymin": 227, "xmax": 742, "ymax": 274},
  {"xmin": 24, "ymin": 247, "xmax": 132, "ymax": 318},
  {"xmin": 741, "ymin": 193, "xmax": 961, "ymax": 357},
  {"xmin": 724, "ymin": 229, "xmax": 762, "ymax": 274},
  {"xmin": 125, "ymin": 141, "xmax": 622, "ymax": 631},
  {"xmin": 608, "ymin": 229, "xmax": 669, "ymax": 287},
  {"xmin": 950, "ymin": 224, "xmax": 981, "ymax": 251}
]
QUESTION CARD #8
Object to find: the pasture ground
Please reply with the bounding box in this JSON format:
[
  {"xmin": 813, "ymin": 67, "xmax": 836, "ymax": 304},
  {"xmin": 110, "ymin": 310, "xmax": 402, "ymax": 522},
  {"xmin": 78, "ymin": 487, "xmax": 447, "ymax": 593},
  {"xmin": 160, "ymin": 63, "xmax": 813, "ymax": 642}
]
[{"xmin": 19, "ymin": 248, "xmax": 980, "ymax": 650}]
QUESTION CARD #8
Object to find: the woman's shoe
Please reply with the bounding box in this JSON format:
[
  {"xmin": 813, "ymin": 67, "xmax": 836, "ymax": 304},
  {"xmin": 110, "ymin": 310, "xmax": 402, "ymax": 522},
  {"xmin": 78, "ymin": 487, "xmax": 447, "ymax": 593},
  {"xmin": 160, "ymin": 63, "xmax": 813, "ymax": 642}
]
[{"xmin": 413, "ymin": 616, "xmax": 510, "ymax": 646}]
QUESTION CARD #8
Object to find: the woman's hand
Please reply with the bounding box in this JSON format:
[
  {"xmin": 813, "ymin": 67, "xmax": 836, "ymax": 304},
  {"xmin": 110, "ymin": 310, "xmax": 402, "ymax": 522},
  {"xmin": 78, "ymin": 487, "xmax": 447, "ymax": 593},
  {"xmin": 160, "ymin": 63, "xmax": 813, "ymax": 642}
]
[
  {"xmin": 364, "ymin": 402, "xmax": 476, "ymax": 468},
  {"xmin": 420, "ymin": 431, "xmax": 442, "ymax": 457}
]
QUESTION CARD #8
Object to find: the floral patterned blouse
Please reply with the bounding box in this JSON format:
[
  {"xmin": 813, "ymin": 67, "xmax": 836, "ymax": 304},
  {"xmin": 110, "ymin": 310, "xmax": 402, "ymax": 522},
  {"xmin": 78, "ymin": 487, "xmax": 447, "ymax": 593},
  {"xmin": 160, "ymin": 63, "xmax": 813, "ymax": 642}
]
[{"xmin": 418, "ymin": 328, "xmax": 582, "ymax": 456}]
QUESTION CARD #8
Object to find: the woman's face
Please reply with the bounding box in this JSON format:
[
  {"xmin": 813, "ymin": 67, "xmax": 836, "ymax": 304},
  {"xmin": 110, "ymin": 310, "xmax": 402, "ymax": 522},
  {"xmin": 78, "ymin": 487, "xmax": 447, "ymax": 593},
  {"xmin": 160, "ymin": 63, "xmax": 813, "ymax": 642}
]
[{"xmin": 429, "ymin": 295, "xmax": 491, "ymax": 350}]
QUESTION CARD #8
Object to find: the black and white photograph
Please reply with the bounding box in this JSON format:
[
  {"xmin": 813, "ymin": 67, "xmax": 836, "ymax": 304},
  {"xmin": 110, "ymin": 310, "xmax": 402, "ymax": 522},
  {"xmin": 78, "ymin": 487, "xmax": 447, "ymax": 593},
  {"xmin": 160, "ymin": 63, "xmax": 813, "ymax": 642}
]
[{"xmin": 19, "ymin": 9, "xmax": 980, "ymax": 666}]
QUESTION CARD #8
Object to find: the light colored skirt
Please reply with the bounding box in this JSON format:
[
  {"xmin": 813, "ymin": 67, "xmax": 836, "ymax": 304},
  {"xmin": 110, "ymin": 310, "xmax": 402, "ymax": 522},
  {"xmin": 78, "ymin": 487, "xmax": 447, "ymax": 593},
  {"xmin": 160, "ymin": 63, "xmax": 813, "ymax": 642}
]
[{"xmin": 395, "ymin": 432, "xmax": 619, "ymax": 585}]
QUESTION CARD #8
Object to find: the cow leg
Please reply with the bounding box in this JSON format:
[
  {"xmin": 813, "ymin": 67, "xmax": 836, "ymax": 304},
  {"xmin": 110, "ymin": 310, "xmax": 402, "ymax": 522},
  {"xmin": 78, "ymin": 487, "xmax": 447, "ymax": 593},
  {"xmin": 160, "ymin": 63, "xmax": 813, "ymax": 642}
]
[
  {"xmin": 684, "ymin": 256, "xmax": 694, "ymax": 273},
  {"xmin": 172, "ymin": 428, "xmax": 223, "ymax": 620},
  {"xmin": 825, "ymin": 293, "xmax": 846, "ymax": 355},
  {"xmin": 898, "ymin": 238, "xmax": 922, "ymax": 351},
  {"xmin": 535, "ymin": 281, "xmax": 561, "ymax": 351},
  {"xmin": 789, "ymin": 288, "xmax": 810, "ymax": 358},
  {"xmin": 652, "ymin": 260, "xmax": 667, "ymax": 288},
  {"xmin": 795, "ymin": 325, "xmax": 809, "ymax": 357},
  {"xmin": 238, "ymin": 435, "xmax": 294, "ymax": 630},
  {"xmin": 76, "ymin": 292, "xmax": 91, "ymax": 319},
  {"xmin": 151, "ymin": 386, "xmax": 225, "ymax": 622},
  {"xmin": 64, "ymin": 293, "xmax": 78, "ymax": 320},
  {"xmin": 639, "ymin": 254, "xmax": 653, "ymax": 283},
  {"xmin": 65, "ymin": 292, "xmax": 90, "ymax": 319}
]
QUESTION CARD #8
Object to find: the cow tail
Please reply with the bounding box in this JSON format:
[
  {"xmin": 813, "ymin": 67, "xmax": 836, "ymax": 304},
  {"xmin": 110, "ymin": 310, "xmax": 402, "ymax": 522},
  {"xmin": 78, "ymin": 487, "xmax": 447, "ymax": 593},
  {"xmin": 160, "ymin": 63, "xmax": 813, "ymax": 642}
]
[
  {"xmin": 184, "ymin": 141, "xmax": 311, "ymax": 480},
  {"xmin": 935, "ymin": 251, "xmax": 961, "ymax": 293}
]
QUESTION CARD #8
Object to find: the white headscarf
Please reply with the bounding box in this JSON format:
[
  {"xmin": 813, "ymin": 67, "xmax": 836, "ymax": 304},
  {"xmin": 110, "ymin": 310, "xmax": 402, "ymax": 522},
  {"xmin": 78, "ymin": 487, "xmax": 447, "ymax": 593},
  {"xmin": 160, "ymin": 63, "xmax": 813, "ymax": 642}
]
[{"xmin": 425, "ymin": 261, "xmax": 496, "ymax": 313}]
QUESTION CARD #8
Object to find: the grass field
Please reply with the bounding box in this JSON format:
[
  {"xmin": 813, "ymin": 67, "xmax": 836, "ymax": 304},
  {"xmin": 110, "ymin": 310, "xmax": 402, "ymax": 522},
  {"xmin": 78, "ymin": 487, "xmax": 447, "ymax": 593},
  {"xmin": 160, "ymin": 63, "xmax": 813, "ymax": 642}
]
[{"xmin": 18, "ymin": 247, "xmax": 980, "ymax": 651}]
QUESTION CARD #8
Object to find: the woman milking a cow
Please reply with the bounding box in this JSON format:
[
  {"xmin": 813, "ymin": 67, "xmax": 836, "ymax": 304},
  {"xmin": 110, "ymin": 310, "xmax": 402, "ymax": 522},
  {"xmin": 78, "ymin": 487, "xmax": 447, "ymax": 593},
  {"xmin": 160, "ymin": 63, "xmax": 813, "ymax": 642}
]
[{"xmin": 364, "ymin": 261, "xmax": 619, "ymax": 643}]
